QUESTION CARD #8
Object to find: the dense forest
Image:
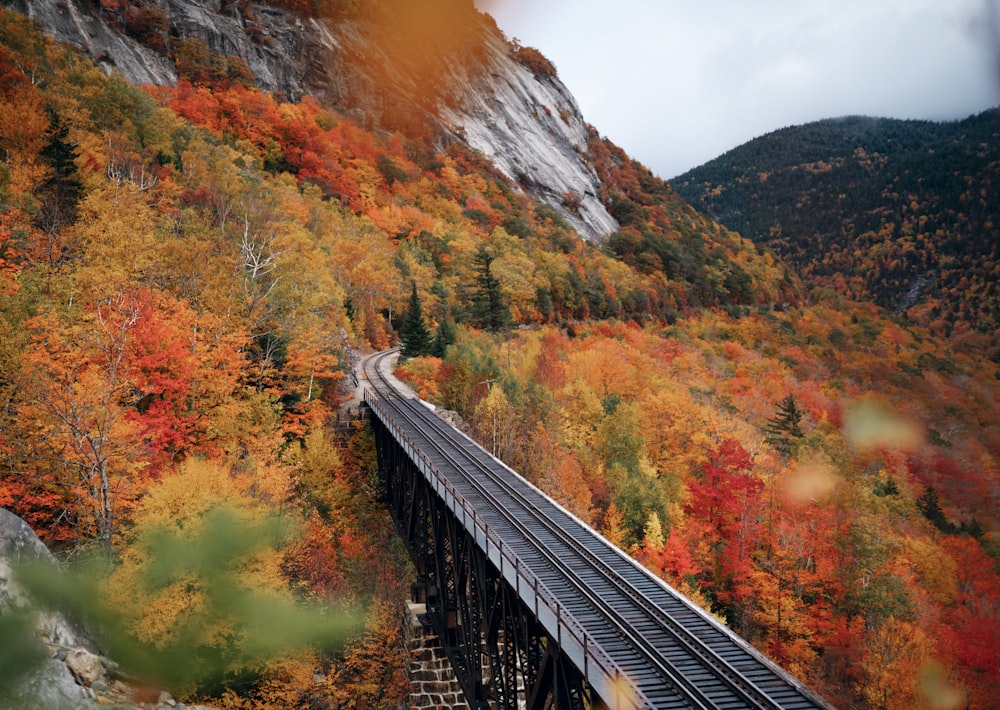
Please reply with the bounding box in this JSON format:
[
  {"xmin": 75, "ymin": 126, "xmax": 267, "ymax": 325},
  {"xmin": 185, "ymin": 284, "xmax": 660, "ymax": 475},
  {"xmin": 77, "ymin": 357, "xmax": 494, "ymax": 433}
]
[
  {"xmin": 670, "ymin": 112, "xmax": 1000, "ymax": 360},
  {"xmin": 0, "ymin": 4, "xmax": 998, "ymax": 709}
]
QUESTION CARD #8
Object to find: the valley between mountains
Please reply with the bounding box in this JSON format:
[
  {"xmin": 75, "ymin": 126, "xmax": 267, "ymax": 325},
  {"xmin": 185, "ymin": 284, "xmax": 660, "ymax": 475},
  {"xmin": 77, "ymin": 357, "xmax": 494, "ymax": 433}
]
[{"xmin": 0, "ymin": 1, "xmax": 997, "ymax": 708}]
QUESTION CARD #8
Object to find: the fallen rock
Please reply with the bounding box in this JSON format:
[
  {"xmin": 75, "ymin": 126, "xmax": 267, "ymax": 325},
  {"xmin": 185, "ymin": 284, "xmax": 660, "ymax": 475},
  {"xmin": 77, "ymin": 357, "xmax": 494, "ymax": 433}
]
[{"xmin": 65, "ymin": 648, "xmax": 103, "ymax": 687}]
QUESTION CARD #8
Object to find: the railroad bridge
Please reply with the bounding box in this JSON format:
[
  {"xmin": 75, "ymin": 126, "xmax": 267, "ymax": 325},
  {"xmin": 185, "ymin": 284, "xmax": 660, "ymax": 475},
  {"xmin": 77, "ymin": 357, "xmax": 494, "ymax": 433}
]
[{"xmin": 362, "ymin": 350, "xmax": 831, "ymax": 710}]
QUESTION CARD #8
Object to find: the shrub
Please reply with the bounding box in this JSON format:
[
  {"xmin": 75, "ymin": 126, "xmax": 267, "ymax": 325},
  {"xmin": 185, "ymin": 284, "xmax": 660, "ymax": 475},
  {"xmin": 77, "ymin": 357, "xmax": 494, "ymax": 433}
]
[{"xmin": 512, "ymin": 44, "xmax": 557, "ymax": 79}]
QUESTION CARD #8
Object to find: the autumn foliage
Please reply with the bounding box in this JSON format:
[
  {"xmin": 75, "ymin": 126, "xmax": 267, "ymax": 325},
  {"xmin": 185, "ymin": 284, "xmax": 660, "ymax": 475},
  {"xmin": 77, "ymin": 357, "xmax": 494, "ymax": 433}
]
[
  {"xmin": 0, "ymin": 5, "xmax": 997, "ymax": 708},
  {"xmin": 0, "ymin": 11, "xmax": 410, "ymax": 706},
  {"xmin": 671, "ymin": 113, "xmax": 1000, "ymax": 359},
  {"xmin": 400, "ymin": 310, "xmax": 1000, "ymax": 707}
]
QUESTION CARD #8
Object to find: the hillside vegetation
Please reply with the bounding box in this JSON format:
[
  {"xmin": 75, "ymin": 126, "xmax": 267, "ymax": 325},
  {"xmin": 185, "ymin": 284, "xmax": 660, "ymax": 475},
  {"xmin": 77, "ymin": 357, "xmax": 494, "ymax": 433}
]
[
  {"xmin": 671, "ymin": 112, "xmax": 1000, "ymax": 359},
  {"xmin": 0, "ymin": 5, "xmax": 998, "ymax": 709},
  {"xmin": 398, "ymin": 139, "xmax": 1000, "ymax": 707}
]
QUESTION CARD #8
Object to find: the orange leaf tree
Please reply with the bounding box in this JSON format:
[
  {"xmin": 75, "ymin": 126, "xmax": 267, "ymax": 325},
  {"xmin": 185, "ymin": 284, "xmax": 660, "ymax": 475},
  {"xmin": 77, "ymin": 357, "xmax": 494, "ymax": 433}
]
[{"xmin": 15, "ymin": 296, "xmax": 149, "ymax": 547}]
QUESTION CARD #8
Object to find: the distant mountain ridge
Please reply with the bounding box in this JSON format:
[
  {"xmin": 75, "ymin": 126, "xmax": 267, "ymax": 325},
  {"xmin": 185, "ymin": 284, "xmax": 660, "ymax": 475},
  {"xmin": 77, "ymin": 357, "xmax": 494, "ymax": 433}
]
[{"xmin": 671, "ymin": 110, "xmax": 1000, "ymax": 354}]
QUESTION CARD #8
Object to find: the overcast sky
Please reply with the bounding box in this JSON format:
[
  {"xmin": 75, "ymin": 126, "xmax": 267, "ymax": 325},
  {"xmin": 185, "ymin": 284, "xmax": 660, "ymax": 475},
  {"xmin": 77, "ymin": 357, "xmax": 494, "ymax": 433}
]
[{"xmin": 475, "ymin": 0, "xmax": 1000, "ymax": 179}]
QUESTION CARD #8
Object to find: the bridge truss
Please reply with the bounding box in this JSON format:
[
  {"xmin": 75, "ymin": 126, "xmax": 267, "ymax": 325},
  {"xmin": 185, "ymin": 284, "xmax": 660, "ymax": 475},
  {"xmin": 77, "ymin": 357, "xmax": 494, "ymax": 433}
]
[
  {"xmin": 374, "ymin": 411, "xmax": 597, "ymax": 709},
  {"xmin": 364, "ymin": 350, "xmax": 831, "ymax": 710}
]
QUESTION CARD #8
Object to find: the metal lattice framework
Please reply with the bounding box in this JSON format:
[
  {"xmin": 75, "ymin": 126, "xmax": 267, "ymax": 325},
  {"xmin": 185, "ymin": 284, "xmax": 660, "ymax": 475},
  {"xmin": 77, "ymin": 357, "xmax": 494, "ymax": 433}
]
[{"xmin": 373, "ymin": 408, "xmax": 600, "ymax": 710}]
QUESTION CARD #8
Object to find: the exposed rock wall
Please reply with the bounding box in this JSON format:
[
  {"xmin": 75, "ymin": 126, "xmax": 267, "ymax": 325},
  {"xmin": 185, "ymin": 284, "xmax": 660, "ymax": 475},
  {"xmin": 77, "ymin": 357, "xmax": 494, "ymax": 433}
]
[
  {"xmin": 2, "ymin": 0, "xmax": 618, "ymax": 239},
  {"xmin": 439, "ymin": 30, "xmax": 619, "ymax": 239},
  {"xmin": 1, "ymin": 0, "xmax": 176, "ymax": 85},
  {"xmin": 0, "ymin": 509, "xmax": 207, "ymax": 710}
]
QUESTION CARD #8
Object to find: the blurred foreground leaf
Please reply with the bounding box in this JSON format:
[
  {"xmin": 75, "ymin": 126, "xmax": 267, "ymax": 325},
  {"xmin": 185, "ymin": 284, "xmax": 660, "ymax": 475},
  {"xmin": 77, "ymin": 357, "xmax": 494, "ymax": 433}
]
[
  {"xmin": 0, "ymin": 610, "xmax": 48, "ymax": 701},
  {"xmin": 11, "ymin": 505, "xmax": 363, "ymax": 700}
]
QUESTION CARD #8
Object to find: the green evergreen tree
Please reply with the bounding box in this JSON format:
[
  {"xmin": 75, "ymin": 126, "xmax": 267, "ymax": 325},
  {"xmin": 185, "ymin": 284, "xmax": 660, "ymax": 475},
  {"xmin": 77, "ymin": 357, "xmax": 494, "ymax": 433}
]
[
  {"xmin": 917, "ymin": 486, "xmax": 955, "ymax": 534},
  {"xmin": 874, "ymin": 475, "xmax": 900, "ymax": 497},
  {"xmin": 400, "ymin": 282, "xmax": 431, "ymax": 357},
  {"xmin": 536, "ymin": 286, "xmax": 554, "ymax": 322},
  {"xmin": 764, "ymin": 394, "xmax": 804, "ymax": 455},
  {"xmin": 958, "ymin": 517, "xmax": 983, "ymax": 539},
  {"xmin": 471, "ymin": 246, "xmax": 510, "ymax": 332},
  {"xmin": 36, "ymin": 114, "xmax": 82, "ymax": 235},
  {"xmin": 431, "ymin": 319, "xmax": 456, "ymax": 358}
]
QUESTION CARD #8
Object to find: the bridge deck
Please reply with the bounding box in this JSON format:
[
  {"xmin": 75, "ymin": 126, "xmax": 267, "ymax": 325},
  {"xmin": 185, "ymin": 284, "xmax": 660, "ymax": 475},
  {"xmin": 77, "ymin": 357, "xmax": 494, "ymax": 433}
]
[{"xmin": 364, "ymin": 350, "xmax": 830, "ymax": 710}]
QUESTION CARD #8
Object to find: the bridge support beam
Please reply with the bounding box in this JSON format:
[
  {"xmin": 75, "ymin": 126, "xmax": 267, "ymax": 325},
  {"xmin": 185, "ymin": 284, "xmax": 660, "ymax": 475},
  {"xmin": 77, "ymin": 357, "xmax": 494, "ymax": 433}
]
[
  {"xmin": 406, "ymin": 600, "xmax": 472, "ymax": 709},
  {"xmin": 372, "ymin": 416, "xmax": 597, "ymax": 710}
]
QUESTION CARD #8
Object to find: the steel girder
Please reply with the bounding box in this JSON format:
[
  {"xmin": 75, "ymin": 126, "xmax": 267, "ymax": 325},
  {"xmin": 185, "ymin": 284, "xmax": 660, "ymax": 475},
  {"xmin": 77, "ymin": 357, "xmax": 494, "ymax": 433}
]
[{"xmin": 372, "ymin": 417, "xmax": 598, "ymax": 710}]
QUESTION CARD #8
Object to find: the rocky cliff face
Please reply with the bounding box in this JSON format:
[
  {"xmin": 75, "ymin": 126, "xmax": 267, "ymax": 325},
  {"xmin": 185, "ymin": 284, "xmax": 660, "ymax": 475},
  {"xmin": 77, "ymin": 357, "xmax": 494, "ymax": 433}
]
[
  {"xmin": 438, "ymin": 30, "xmax": 618, "ymax": 238},
  {"xmin": 3, "ymin": 0, "xmax": 618, "ymax": 239},
  {"xmin": 2, "ymin": 0, "xmax": 175, "ymax": 85},
  {"xmin": 0, "ymin": 509, "xmax": 207, "ymax": 710}
]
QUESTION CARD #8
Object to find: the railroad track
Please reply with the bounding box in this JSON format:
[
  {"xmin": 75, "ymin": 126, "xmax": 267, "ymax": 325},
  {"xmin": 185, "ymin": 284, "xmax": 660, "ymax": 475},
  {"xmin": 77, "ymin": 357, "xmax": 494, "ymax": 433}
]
[{"xmin": 363, "ymin": 349, "xmax": 830, "ymax": 710}]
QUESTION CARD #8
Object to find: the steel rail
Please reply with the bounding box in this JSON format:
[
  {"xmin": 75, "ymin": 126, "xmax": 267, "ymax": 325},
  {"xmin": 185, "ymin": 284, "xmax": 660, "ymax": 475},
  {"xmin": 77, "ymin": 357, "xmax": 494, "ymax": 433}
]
[
  {"xmin": 384, "ymin": 386, "xmax": 778, "ymax": 709},
  {"xmin": 363, "ymin": 349, "xmax": 828, "ymax": 709},
  {"xmin": 385, "ymin": 392, "xmax": 722, "ymax": 709},
  {"xmin": 362, "ymin": 350, "xmax": 651, "ymax": 710}
]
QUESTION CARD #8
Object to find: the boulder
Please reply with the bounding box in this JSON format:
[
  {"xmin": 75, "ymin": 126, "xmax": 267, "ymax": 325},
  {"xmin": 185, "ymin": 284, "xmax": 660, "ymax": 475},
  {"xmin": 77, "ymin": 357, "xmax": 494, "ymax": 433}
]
[{"xmin": 0, "ymin": 510, "xmax": 102, "ymax": 709}]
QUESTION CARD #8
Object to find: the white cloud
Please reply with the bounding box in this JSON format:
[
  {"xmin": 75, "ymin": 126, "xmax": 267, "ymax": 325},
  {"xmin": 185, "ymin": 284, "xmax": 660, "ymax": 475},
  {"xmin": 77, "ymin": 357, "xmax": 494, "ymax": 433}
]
[{"xmin": 476, "ymin": 0, "xmax": 998, "ymax": 178}]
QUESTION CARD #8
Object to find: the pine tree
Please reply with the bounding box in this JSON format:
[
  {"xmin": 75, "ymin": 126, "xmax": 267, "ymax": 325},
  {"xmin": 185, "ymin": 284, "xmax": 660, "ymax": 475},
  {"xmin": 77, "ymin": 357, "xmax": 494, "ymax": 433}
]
[
  {"xmin": 470, "ymin": 246, "xmax": 510, "ymax": 332},
  {"xmin": 874, "ymin": 475, "xmax": 900, "ymax": 497},
  {"xmin": 917, "ymin": 486, "xmax": 955, "ymax": 533},
  {"xmin": 400, "ymin": 282, "xmax": 431, "ymax": 357},
  {"xmin": 36, "ymin": 114, "xmax": 82, "ymax": 235},
  {"xmin": 764, "ymin": 394, "xmax": 804, "ymax": 455},
  {"xmin": 431, "ymin": 319, "xmax": 456, "ymax": 358}
]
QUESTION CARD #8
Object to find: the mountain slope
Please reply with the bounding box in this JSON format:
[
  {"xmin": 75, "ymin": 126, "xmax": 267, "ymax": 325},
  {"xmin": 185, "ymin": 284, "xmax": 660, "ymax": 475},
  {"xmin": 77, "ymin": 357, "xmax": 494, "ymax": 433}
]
[
  {"xmin": 2, "ymin": 0, "xmax": 618, "ymax": 237},
  {"xmin": 3, "ymin": 0, "xmax": 797, "ymax": 312},
  {"xmin": 1, "ymin": 5, "xmax": 998, "ymax": 708},
  {"xmin": 671, "ymin": 111, "xmax": 1000, "ymax": 355}
]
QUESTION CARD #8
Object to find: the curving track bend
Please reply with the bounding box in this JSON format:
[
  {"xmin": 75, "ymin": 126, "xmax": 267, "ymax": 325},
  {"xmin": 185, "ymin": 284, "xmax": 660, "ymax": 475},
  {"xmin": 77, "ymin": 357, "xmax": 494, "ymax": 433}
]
[{"xmin": 362, "ymin": 349, "xmax": 831, "ymax": 710}]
